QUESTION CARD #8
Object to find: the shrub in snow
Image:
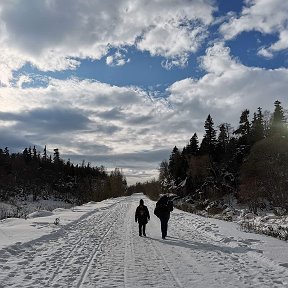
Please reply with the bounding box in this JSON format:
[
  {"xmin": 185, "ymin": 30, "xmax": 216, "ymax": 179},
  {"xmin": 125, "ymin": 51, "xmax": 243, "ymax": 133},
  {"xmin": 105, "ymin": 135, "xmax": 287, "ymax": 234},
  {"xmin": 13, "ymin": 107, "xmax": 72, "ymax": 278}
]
[
  {"xmin": 54, "ymin": 218, "xmax": 60, "ymax": 225},
  {"xmin": 207, "ymin": 206, "xmax": 223, "ymax": 215},
  {"xmin": 240, "ymin": 215, "xmax": 288, "ymax": 241},
  {"xmin": 274, "ymin": 207, "xmax": 287, "ymax": 216}
]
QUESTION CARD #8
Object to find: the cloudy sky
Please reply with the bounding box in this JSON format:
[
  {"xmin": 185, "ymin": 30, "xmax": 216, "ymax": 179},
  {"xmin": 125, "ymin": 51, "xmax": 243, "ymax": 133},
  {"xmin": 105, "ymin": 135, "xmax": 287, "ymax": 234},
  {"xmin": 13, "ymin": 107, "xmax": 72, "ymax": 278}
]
[{"xmin": 1, "ymin": 0, "xmax": 288, "ymax": 184}]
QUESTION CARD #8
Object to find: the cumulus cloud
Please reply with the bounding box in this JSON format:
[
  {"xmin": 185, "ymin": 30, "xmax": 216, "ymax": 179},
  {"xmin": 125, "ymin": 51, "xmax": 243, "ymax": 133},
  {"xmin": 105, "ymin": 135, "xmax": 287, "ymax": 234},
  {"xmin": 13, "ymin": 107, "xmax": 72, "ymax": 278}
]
[
  {"xmin": 0, "ymin": 0, "xmax": 216, "ymax": 85},
  {"xmin": 106, "ymin": 50, "xmax": 130, "ymax": 66},
  {"xmin": 167, "ymin": 42, "xmax": 288, "ymax": 131},
  {"xmin": 220, "ymin": 0, "xmax": 288, "ymax": 57},
  {"xmin": 0, "ymin": 76, "xmax": 170, "ymax": 157},
  {"xmin": 1, "ymin": 1, "xmax": 288, "ymax": 184},
  {"xmin": 16, "ymin": 75, "xmax": 32, "ymax": 88},
  {"xmin": 1, "ymin": 51, "xmax": 288, "ymax": 184},
  {"xmin": 137, "ymin": 20, "xmax": 207, "ymax": 69}
]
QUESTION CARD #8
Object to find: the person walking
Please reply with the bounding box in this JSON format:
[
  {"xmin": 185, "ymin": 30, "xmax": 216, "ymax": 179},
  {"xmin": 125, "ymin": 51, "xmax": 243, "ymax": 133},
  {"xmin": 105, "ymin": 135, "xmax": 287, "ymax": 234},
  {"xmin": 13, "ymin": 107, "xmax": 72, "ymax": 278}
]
[
  {"xmin": 154, "ymin": 195, "xmax": 173, "ymax": 239},
  {"xmin": 135, "ymin": 199, "xmax": 150, "ymax": 237}
]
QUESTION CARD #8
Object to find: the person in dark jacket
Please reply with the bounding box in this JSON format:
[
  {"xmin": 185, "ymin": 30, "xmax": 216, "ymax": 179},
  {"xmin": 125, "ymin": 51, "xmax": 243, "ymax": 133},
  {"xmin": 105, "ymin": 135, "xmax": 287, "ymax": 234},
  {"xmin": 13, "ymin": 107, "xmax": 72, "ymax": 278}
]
[
  {"xmin": 135, "ymin": 199, "xmax": 150, "ymax": 236},
  {"xmin": 154, "ymin": 195, "xmax": 173, "ymax": 239}
]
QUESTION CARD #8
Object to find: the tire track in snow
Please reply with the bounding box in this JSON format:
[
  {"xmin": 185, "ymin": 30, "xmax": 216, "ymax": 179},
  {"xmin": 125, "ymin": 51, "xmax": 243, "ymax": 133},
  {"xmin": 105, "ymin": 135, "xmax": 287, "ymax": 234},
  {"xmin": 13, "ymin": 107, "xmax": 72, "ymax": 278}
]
[
  {"xmin": 79, "ymin": 201, "xmax": 132, "ymax": 287},
  {"xmin": 123, "ymin": 196, "xmax": 184, "ymax": 288},
  {"xmin": 124, "ymin": 204, "xmax": 136, "ymax": 288},
  {"xmin": 47, "ymin": 206, "xmax": 115, "ymax": 286},
  {"xmin": 148, "ymin": 237, "xmax": 183, "ymax": 288},
  {"xmin": 76, "ymin": 203, "xmax": 128, "ymax": 288},
  {"xmin": 0, "ymin": 199, "xmax": 127, "ymax": 287},
  {"xmin": 52, "ymin": 201, "xmax": 127, "ymax": 287}
]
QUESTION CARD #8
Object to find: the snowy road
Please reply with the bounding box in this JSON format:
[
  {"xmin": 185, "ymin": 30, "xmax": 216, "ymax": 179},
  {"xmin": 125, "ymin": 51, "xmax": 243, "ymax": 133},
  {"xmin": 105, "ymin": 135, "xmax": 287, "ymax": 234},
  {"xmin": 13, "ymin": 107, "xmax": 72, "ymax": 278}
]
[{"xmin": 0, "ymin": 193, "xmax": 288, "ymax": 287}]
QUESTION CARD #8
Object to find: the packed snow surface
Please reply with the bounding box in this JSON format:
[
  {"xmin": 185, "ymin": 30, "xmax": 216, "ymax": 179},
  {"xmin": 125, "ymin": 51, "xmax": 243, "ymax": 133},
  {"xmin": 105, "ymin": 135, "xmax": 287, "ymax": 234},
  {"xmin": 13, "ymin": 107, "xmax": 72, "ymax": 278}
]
[{"xmin": 0, "ymin": 193, "xmax": 288, "ymax": 287}]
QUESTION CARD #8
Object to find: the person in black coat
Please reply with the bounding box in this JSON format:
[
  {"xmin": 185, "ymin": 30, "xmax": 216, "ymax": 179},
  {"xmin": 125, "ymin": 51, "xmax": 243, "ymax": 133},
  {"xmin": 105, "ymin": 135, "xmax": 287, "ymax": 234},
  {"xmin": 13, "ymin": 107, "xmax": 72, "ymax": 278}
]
[
  {"xmin": 154, "ymin": 195, "xmax": 173, "ymax": 239},
  {"xmin": 135, "ymin": 199, "xmax": 150, "ymax": 236}
]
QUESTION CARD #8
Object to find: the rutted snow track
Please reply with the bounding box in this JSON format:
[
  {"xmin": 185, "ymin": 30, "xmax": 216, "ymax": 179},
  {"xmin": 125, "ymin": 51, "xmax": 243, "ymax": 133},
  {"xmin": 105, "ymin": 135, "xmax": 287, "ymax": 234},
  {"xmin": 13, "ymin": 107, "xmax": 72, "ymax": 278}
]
[
  {"xmin": 0, "ymin": 200, "xmax": 130, "ymax": 288},
  {"xmin": 0, "ymin": 194, "xmax": 288, "ymax": 287}
]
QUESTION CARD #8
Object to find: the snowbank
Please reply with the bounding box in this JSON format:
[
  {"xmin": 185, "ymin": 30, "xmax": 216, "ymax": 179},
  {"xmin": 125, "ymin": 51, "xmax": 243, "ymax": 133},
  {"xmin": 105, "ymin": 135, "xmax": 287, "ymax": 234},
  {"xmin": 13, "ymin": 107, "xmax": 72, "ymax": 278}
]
[{"xmin": 0, "ymin": 197, "xmax": 126, "ymax": 250}]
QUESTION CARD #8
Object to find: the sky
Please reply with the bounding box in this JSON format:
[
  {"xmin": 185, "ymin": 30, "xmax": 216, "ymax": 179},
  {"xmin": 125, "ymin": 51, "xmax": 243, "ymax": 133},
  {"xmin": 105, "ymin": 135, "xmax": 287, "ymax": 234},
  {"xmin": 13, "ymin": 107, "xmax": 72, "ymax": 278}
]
[{"xmin": 0, "ymin": 0, "xmax": 288, "ymax": 185}]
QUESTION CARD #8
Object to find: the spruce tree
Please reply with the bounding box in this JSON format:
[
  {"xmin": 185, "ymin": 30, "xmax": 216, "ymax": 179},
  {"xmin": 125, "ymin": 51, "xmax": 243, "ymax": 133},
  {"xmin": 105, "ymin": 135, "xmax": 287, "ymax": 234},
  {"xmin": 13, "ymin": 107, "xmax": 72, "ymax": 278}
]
[
  {"xmin": 217, "ymin": 123, "xmax": 229, "ymax": 153},
  {"xmin": 234, "ymin": 109, "xmax": 250, "ymax": 145},
  {"xmin": 189, "ymin": 133, "xmax": 199, "ymax": 155},
  {"xmin": 53, "ymin": 148, "xmax": 60, "ymax": 164},
  {"xmin": 168, "ymin": 146, "xmax": 187, "ymax": 185},
  {"xmin": 43, "ymin": 145, "xmax": 47, "ymax": 162},
  {"xmin": 250, "ymin": 107, "xmax": 265, "ymax": 144},
  {"xmin": 33, "ymin": 146, "xmax": 37, "ymax": 160},
  {"xmin": 270, "ymin": 100, "xmax": 286, "ymax": 136},
  {"xmin": 199, "ymin": 114, "xmax": 216, "ymax": 155}
]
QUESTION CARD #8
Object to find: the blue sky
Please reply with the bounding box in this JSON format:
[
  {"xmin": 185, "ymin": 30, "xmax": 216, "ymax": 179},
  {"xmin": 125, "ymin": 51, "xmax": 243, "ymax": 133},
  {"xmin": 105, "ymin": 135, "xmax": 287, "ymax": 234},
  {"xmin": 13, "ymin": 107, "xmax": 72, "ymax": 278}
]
[{"xmin": 1, "ymin": 0, "xmax": 288, "ymax": 184}]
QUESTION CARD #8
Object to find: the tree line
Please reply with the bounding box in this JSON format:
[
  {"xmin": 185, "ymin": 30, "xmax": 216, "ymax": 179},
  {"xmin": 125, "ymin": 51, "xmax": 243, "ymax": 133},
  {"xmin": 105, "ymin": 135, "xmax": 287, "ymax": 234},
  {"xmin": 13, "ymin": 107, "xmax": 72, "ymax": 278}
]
[
  {"xmin": 132, "ymin": 100, "xmax": 288, "ymax": 211},
  {"xmin": 0, "ymin": 146, "xmax": 127, "ymax": 205}
]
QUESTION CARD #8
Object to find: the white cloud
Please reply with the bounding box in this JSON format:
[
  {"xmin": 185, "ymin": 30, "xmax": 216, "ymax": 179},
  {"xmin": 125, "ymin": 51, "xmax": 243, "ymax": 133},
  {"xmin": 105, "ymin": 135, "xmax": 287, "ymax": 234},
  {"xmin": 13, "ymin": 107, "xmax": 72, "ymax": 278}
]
[
  {"xmin": 106, "ymin": 56, "xmax": 114, "ymax": 66},
  {"xmin": 137, "ymin": 20, "xmax": 207, "ymax": 67},
  {"xmin": 0, "ymin": 76, "xmax": 169, "ymax": 151},
  {"xmin": 257, "ymin": 47, "xmax": 273, "ymax": 58},
  {"xmin": 220, "ymin": 0, "xmax": 288, "ymax": 57},
  {"xmin": 1, "ymin": 46, "xmax": 288, "ymax": 184},
  {"xmin": 167, "ymin": 43, "xmax": 288, "ymax": 130},
  {"xmin": 16, "ymin": 75, "xmax": 32, "ymax": 88},
  {"xmin": 0, "ymin": 75, "xmax": 174, "ymax": 183},
  {"xmin": 199, "ymin": 42, "xmax": 244, "ymax": 75},
  {"xmin": 0, "ymin": 0, "xmax": 216, "ymax": 84},
  {"xmin": 106, "ymin": 50, "xmax": 130, "ymax": 66}
]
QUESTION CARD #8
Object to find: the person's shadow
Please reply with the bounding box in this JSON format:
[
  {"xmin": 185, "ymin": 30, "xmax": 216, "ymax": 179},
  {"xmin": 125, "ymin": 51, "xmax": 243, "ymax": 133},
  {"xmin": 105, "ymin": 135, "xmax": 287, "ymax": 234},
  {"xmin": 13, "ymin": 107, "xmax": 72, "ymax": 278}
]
[{"xmin": 147, "ymin": 235, "xmax": 263, "ymax": 255}]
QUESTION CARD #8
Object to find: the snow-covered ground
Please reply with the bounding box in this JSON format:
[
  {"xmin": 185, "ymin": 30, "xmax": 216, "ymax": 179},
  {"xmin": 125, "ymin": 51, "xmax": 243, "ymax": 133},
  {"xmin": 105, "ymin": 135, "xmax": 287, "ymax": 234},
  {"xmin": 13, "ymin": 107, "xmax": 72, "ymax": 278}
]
[
  {"xmin": 0, "ymin": 197, "xmax": 75, "ymax": 220},
  {"xmin": 0, "ymin": 193, "xmax": 288, "ymax": 287}
]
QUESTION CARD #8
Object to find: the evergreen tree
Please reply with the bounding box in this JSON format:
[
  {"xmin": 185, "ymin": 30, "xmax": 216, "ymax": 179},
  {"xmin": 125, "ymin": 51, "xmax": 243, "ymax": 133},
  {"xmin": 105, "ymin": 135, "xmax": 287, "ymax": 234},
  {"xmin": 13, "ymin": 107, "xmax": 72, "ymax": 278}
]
[
  {"xmin": 234, "ymin": 109, "xmax": 250, "ymax": 145},
  {"xmin": 168, "ymin": 146, "xmax": 187, "ymax": 185},
  {"xmin": 4, "ymin": 147, "xmax": 9, "ymax": 156},
  {"xmin": 270, "ymin": 100, "xmax": 286, "ymax": 136},
  {"xmin": 186, "ymin": 133, "xmax": 199, "ymax": 155},
  {"xmin": 250, "ymin": 107, "xmax": 265, "ymax": 144},
  {"xmin": 199, "ymin": 114, "xmax": 216, "ymax": 155},
  {"xmin": 33, "ymin": 146, "xmax": 37, "ymax": 160},
  {"xmin": 43, "ymin": 145, "xmax": 47, "ymax": 162},
  {"xmin": 28, "ymin": 147, "xmax": 32, "ymax": 159},
  {"xmin": 53, "ymin": 148, "xmax": 60, "ymax": 164},
  {"xmin": 217, "ymin": 123, "xmax": 229, "ymax": 153}
]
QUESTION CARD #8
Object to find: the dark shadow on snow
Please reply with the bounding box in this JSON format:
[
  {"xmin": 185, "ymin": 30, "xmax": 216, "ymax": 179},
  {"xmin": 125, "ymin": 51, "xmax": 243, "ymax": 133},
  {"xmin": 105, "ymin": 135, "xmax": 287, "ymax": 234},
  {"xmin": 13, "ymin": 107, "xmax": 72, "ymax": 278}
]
[{"xmin": 147, "ymin": 235, "xmax": 263, "ymax": 255}]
